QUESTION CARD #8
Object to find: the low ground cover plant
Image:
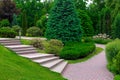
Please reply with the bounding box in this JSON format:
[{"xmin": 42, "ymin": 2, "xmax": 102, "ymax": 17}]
[
  {"xmin": 45, "ymin": 39, "xmax": 63, "ymax": 55},
  {"xmin": 60, "ymin": 42, "xmax": 95, "ymax": 60},
  {"xmin": 31, "ymin": 39, "xmax": 44, "ymax": 50}
]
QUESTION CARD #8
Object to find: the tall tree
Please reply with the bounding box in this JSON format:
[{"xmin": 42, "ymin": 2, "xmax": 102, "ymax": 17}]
[
  {"xmin": 87, "ymin": 0, "xmax": 105, "ymax": 34},
  {"xmin": 100, "ymin": 7, "xmax": 111, "ymax": 35},
  {"xmin": 112, "ymin": 13, "xmax": 120, "ymax": 38},
  {"xmin": 12, "ymin": 14, "xmax": 18, "ymax": 26},
  {"xmin": 14, "ymin": 0, "xmax": 43, "ymax": 27},
  {"xmin": 21, "ymin": 10, "xmax": 28, "ymax": 35},
  {"xmin": 0, "ymin": 0, "xmax": 20, "ymax": 23},
  {"xmin": 74, "ymin": 0, "xmax": 87, "ymax": 10},
  {"xmin": 46, "ymin": 0, "xmax": 82, "ymax": 43},
  {"xmin": 78, "ymin": 10, "xmax": 94, "ymax": 36}
]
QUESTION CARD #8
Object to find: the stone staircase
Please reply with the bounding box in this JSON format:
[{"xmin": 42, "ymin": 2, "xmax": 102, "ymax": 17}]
[{"xmin": 0, "ymin": 38, "xmax": 68, "ymax": 73}]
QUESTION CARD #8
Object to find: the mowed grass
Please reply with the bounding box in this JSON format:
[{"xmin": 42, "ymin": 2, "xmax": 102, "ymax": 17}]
[{"xmin": 0, "ymin": 45, "xmax": 67, "ymax": 80}]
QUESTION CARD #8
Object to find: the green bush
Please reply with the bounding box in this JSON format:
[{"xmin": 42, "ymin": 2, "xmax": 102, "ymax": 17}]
[
  {"xmin": 82, "ymin": 37, "xmax": 93, "ymax": 42},
  {"xmin": 45, "ymin": 39, "xmax": 63, "ymax": 55},
  {"xmin": 0, "ymin": 19, "xmax": 10, "ymax": 27},
  {"xmin": 105, "ymin": 39, "xmax": 120, "ymax": 64},
  {"xmin": 114, "ymin": 75, "xmax": 120, "ymax": 80},
  {"xmin": 114, "ymin": 51, "xmax": 120, "ymax": 74},
  {"xmin": 26, "ymin": 27, "xmax": 43, "ymax": 37},
  {"xmin": 0, "ymin": 27, "xmax": 16, "ymax": 38},
  {"xmin": 31, "ymin": 39, "xmax": 44, "ymax": 50},
  {"xmin": 60, "ymin": 42, "xmax": 95, "ymax": 60},
  {"xmin": 12, "ymin": 25, "xmax": 21, "ymax": 35},
  {"xmin": 112, "ymin": 13, "xmax": 120, "ymax": 38},
  {"xmin": 93, "ymin": 38, "xmax": 112, "ymax": 44}
]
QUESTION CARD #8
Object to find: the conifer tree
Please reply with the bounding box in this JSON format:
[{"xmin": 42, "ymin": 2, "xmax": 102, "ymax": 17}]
[
  {"xmin": 21, "ymin": 10, "xmax": 28, "ymax": 35},
  {"xmin": 46, "ymin": 0, "xmax": 82, "ymax": 43}
]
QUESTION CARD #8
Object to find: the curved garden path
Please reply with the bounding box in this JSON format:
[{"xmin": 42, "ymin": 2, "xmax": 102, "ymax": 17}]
[{"xmin": 62, "ymin": 44, "xmax": 114, "ymax": 80}]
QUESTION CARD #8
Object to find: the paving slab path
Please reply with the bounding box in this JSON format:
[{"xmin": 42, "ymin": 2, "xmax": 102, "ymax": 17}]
[{"xmin": 62, "ymin": 44, "xmax": 114, "ymax": 80}]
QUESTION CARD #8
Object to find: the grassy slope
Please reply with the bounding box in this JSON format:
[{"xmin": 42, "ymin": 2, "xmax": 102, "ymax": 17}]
[
  {"xmin": 67, "ymin": 47, "xmax": 103, "ymax": 64},
  {"xmin": 0, "ymin": 45, "xmax": 66, "ymax": 80}
]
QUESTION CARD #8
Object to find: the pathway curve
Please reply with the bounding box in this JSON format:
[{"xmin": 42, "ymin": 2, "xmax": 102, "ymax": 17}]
[{"xmin": 62, "ymin": 44, "xmax": 114, "ymax": 80}]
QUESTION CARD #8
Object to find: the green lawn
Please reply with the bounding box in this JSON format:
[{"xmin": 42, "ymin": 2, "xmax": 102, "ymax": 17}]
[
  {"xmin": 67, "ymin": 47, "xmax": 103, "ymax": 64},
  {"xmin": 0, "ymin": 45, "xmax": 67, "ymax": 80}
]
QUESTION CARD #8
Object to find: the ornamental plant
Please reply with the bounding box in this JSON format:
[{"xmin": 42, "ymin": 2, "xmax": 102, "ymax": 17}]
[{"xmin": 45, "ymin": 0, "xmax": 82, "ymax": 43}]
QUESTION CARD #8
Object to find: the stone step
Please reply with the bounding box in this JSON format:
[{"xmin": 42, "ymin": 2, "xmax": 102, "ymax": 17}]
[
  {"xmin": 0, "ymin": 38, "xmax": 68, "ymax": 74},
  {"xmin": 41, "ymin": 59, "xmax": 64, "ymax": 69},
  {"xmin": 0, "ymin": 42, "xmax": 21, "ymax": 46},
  {"xmin": 6, "ymin": 45, "xmax": 32, "ymax": 49},
  {"xmin": 0, "ymin": 38, "xmax": 19, "ymax": 40},
  {"xmin": 20, "ymin": 53, "xmax": 54, "ymax": 59},
  {"xmin": 51, "ymin": 61, "xmax": 68, "ymax": 73},
  {"xmin": 0, "ymin": 39, "xmax": 20, "ymax": 42},
  {"xmin": 0, "ymin": 41, "xmax": 20, "ymax": 44},
  {"xmin": 33, "ymin": 57, "xmax": 59, "ymax": 64},
  {"xmin": 12, "ymin": 47, "xmax": 36, "ymax": 52},
  {"xmin": 16, "ymin": 50, "xmax": 37, "ymax": 54}
]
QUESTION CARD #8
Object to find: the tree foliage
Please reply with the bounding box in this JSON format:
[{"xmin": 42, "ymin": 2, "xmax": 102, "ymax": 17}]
[
  {"xmin": 77, "ymin": 10, "xmax": 94, "ymax": 36},
  {"xmin": 46, "ymin": 0, "xmax": 82, "ymax": 43},
  {"xmin": 21, "ymin": 10, "xmax": 28, "ymax": 36},
  {"xmin": 112, "ymin": 13, "xmax": 120, "ymax": 38},
  {"xmin": 0, "ymin": 19, "xmax": 10, "ymax": 27},
  {"xmin": 14, "ymin": 0, "xmax": 43, "ymax": 27},
  {"xmin": 0, "ymin": 0, "xmax": 20, "ymax": 23}
]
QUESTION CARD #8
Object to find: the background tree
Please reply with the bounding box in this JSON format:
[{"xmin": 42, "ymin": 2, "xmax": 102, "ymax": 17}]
[
  {"xmin": 0, "ymin": 0, "xmax": 20, "ymax": 23},
  {"xmin": 100, "ymin": 7, "xmax": 111, "ymax": 35},
  {"xmin": 14, "ymin": 0, "xmax": 43, "ymax": 27},
  {"xmin": 74, "ymin": 0, "xmax": 87, "ymax": 10},
  {"xmin": 112, "ymin": 13, "xmax": 120, "ymax": 38},
  {"xmin": 46, "ymin": 0, "xmax": 82, "ymax": 43},
  {"xmin": 87, "ymin": 0, "xmax": 105, "ymax": 34},
  {"xmin": 36, "ymin": 15, "xmax": 47, "ymax": 35},
  {"xmin": 77, "ymin": 10, "xmax": 94, "ymax": 36},
  {"xmin": 21, "ymin": 10, "xmax": 28, "ymax": 36},
  {"xmin": 12, "ymin": 14, "xmax": 18, "ymax": 26},
  {"xmin": 0, "ymin": 19, "xmax": 10, "ymax": 27}
]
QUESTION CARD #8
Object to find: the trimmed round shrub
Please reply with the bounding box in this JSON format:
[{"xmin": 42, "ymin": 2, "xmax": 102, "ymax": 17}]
[
  {"xmin": 114, "ymin": 51, "xmax": 120, "ymax": 74},
  {"xmin": 82, "ymin": 37, "xmax": 93, "ymax": 42},
  {"xmin": 31, "ymin": 39, "xmax": 44, "ymax": 50},
  {"xmin": 26, "ymin": 27, "xmax": 43, "ymax": 37},
  {"xmin": 105, "ymin": 39, "xmax": 120, "ymax": 64},
  {"xmin": 114, "ymin": 75, "xmax": 120, "ymax": 80},
  {"xmin": 45, "ymin": 39, "xmax": 63, "ymax": 55},
  {"xmin": 12, "ymin": 25, "xmax": 21, "ymax": 35},
  {"xmin": 0, "ymin": 19, "xmax": 10, "ymax": 27},
  {"xmin": 0, "ymin": 27, "xmax": 16, "ymax": 38},
  {"xmin": 60, "ymin": 42, "xmax": 95, "ymax": 60}
]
